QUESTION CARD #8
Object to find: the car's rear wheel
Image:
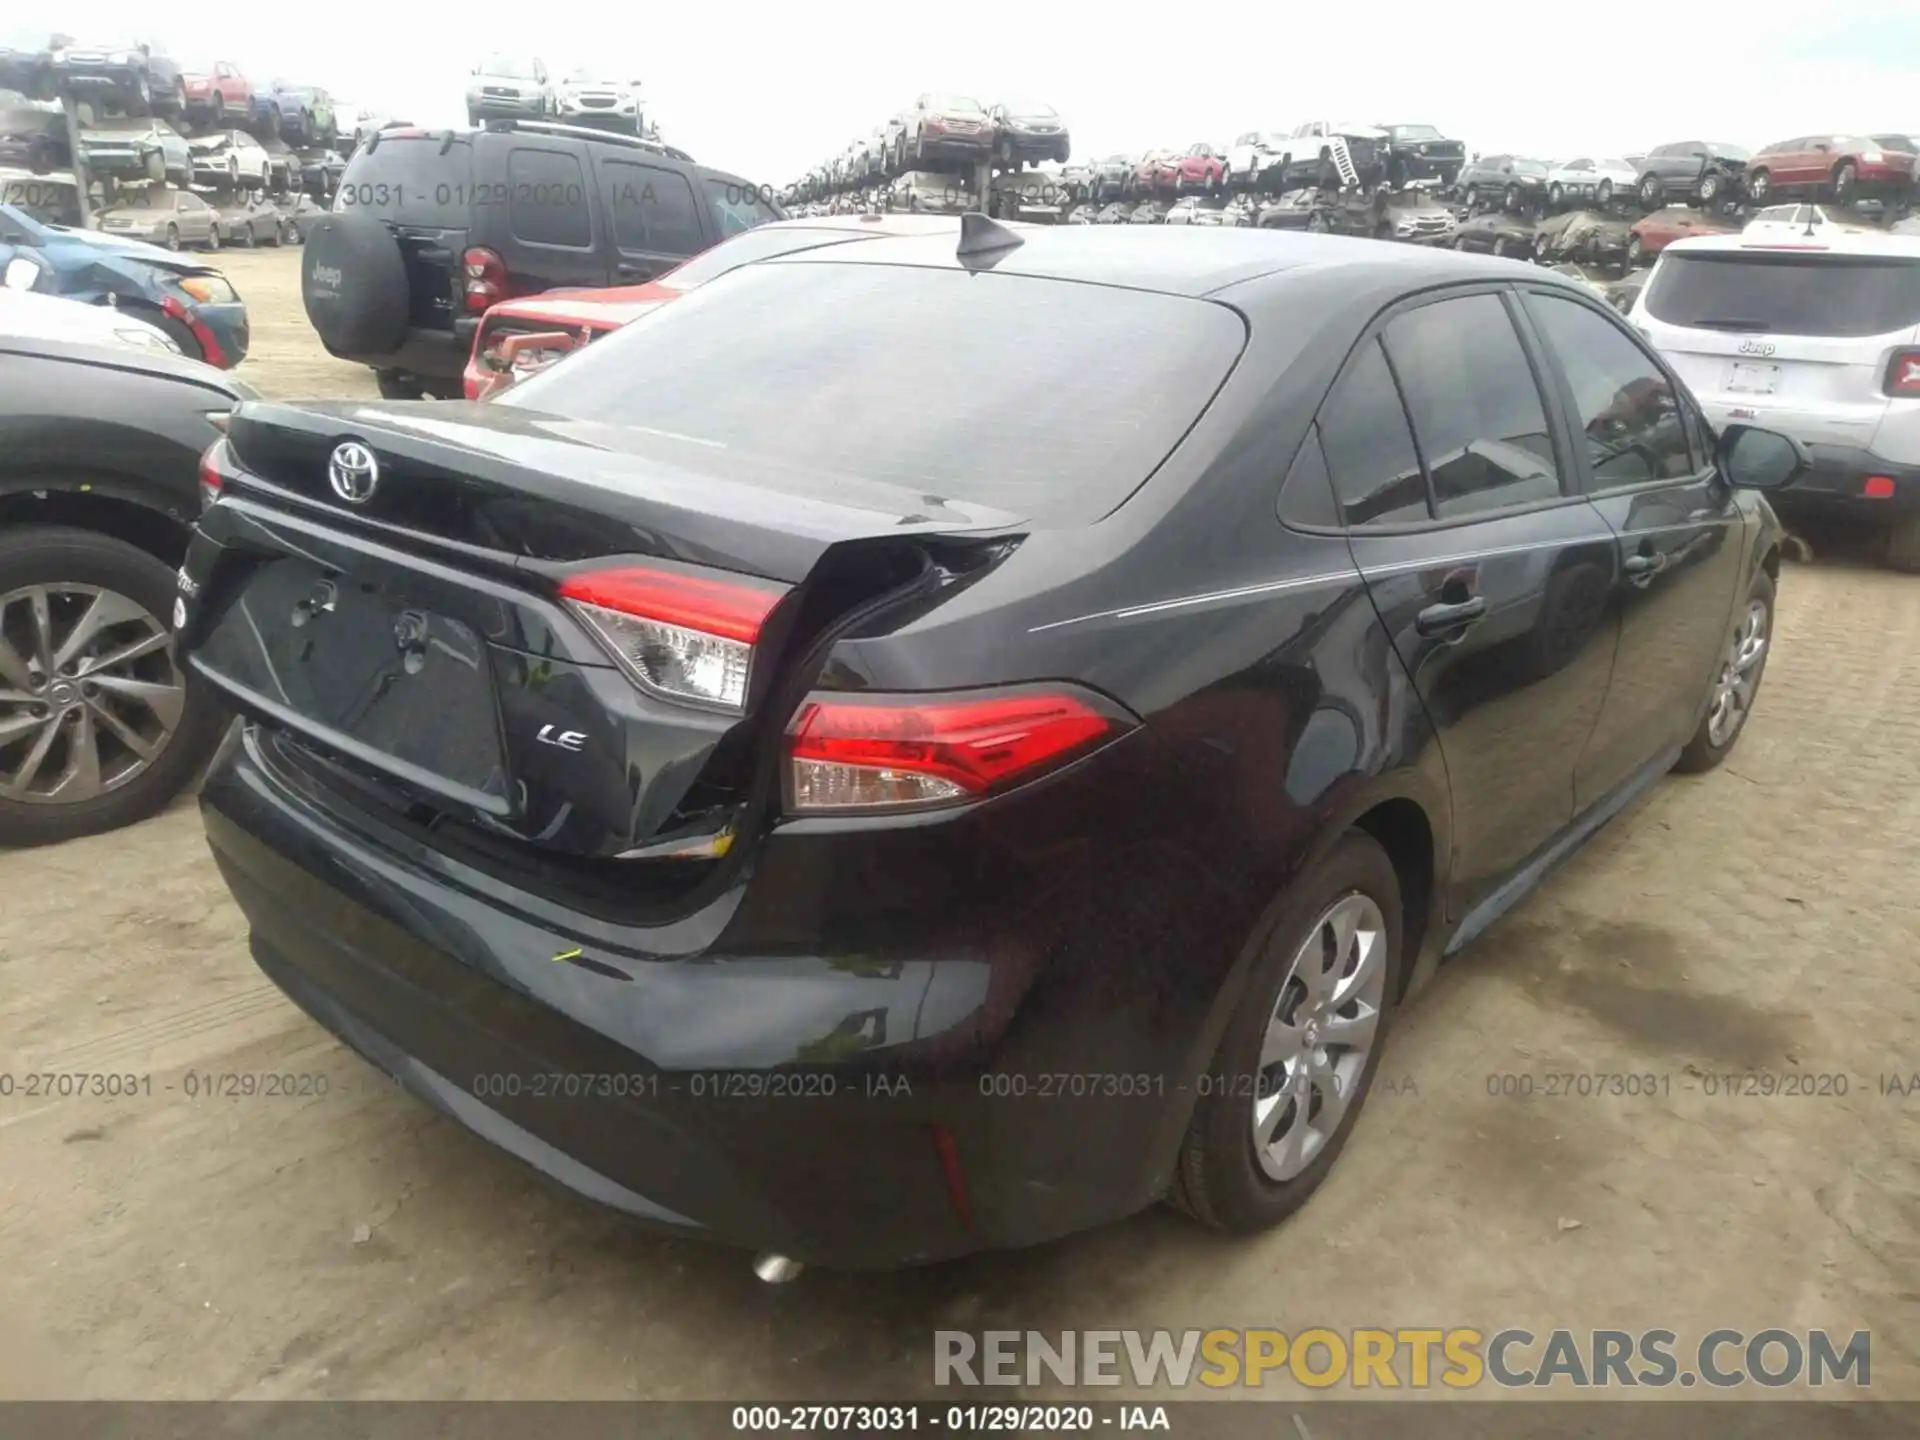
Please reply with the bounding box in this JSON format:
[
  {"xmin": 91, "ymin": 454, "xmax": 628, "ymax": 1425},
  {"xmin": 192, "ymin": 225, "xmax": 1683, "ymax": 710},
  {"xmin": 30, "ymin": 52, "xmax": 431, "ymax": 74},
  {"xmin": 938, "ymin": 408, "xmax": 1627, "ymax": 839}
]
[
  {"xmin": 1676, "ymin": 569, "xmax": 1775, "ymax": 773},
  {"xmin": 0, "ymin": 526, "xmax": 226, "ymax": 846},
  {"xmin": 1169, "ymin": 830, "xmax": 1404, "ymax": 1232},
  {"xmin": 163, "ymin": 223, "xmax": 180, "ymax": 251},
  {"xmin": 1885, "ymin": 517, "xmax": 1920, "ymax": 574},
  {"xmin": 1832, "ymin": 161, "xmax": 1859, "ymax": 206}
]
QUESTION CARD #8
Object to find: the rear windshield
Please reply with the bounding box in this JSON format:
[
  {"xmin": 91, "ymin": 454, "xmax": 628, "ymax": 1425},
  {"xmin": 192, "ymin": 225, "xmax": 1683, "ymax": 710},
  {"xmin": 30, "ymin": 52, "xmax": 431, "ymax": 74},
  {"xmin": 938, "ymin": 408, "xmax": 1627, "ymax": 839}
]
[
  {"xmin": 335, "ymin": 134, "xmax": 471, "ymax": 228},
  {"xmin": 499, "ymin": 261, "xmax": 1247, "ymax": 524},
  {"xmin": 1646, "ymin": 251, "xmax": 1920, "ymax": 337}
]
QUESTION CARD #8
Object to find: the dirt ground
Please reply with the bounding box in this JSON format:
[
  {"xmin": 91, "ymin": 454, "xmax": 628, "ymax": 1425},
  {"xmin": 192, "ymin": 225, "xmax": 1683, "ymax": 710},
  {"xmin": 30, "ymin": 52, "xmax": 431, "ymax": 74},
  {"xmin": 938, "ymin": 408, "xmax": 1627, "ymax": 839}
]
[{"xmin": 1, "ymin": 248, "xmax": 1917, "ymax": 1404}]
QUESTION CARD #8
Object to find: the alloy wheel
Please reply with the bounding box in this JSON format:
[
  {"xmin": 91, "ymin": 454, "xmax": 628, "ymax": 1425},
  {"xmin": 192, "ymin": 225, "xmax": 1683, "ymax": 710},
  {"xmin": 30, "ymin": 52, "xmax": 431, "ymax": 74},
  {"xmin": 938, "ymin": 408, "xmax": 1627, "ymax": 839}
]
[
  {"xmin": 1705, "ymin": 598, "xmax": 1769, "ymax": 747},
  {"xmin": 1250, "ymin": 892, "xmax": 1387, "ymax": 1182},
  {"xmin": 0, "ymin": 583, "xmax": 185, "ymax": 805}
]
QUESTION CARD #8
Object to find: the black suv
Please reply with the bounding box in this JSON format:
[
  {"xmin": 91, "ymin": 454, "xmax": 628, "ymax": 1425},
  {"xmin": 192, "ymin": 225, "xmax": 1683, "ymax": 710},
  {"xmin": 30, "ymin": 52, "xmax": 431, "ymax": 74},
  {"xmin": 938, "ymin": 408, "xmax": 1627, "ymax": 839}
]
[{"xmin": 299, "ymin": 120, "xmax": 781, "ymax": 398}]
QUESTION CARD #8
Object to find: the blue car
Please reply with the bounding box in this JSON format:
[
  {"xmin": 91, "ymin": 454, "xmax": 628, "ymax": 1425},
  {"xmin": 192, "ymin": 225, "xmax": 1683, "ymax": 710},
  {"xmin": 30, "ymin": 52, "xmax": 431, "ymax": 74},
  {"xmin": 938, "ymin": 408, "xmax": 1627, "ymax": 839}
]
[
  {"xmin": 0, "ymin": 203, "xmax": 249, "ymax": 367},
  {"xmin": 252, "ymin": 84, "xmax": 335, "ymax": 146}
]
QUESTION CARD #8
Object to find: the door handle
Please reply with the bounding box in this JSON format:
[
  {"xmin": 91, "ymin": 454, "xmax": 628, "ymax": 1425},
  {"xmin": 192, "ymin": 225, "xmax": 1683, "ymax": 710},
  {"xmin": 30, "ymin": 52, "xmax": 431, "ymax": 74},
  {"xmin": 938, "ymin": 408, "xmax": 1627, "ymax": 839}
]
[{"xmin": 1416, "ymin": 596, "xmax": 1488, "ymax": 636}]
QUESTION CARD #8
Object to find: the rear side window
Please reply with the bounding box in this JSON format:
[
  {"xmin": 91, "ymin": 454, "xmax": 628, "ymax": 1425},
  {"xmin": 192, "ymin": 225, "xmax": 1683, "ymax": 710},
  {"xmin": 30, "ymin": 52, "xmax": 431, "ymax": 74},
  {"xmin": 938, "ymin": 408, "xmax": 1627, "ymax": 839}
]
[
  {"xmin": 703, "ymin": 178, "xmax": 780, "ymax": 238},
  {"xmin": 1644, "ymin": 252, "xmax": 1920, "ymax": 338},
  {"xmin": 1384, "ymin": 295, "xmax": 1561, "ymax": 520},
  {"xmin": 507, "ymin": 147, "xmax": 589, "ymax": 249},
  {"xmin": 336, "ymin": 135, "xmax": 470, "ymax": 228},
  {"xmin": 602, "ymin": 159, "xmax": 703, "ymax": 254},
  {"xmin": 499, "ymin": 261, "xmax": 1247, "ymax": 526},
  {"xmin": 1318, "ymin": 339, "xmax": 1429, "ymax": 526}
]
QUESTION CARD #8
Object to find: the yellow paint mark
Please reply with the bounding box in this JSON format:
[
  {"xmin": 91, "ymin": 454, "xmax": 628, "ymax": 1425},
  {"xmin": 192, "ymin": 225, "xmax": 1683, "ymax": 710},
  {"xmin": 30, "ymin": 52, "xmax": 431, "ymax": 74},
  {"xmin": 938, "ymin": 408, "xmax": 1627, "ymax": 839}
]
[{"xmin": 551, "ymin": 946, "xmax": 583, "ymax": 964}]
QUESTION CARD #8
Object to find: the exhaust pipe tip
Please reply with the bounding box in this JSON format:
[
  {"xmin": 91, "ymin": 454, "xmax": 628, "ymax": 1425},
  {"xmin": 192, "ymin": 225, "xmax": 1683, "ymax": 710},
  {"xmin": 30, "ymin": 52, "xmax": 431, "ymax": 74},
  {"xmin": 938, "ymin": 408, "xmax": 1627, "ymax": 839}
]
[{"xmin": 752, "ymin": 1252, "xmax": 805, "ymax": 1284}]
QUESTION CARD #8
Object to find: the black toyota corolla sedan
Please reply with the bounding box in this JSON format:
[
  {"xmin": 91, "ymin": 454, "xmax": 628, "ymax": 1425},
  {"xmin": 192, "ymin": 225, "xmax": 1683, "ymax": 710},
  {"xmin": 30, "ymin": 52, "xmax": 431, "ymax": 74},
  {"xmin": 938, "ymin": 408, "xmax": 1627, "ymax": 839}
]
[{"xmin": 178, "ymin": 222, "xmax": 1802, "ymax": 1271}]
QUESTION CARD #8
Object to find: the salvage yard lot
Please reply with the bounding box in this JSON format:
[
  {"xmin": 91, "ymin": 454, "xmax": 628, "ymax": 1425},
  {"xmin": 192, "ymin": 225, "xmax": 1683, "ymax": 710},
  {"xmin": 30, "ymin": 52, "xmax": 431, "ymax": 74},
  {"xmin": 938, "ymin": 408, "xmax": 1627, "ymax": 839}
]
[{"xmin": 1, "ymin": 248, "xmax": 1917, "ymax": 1402}]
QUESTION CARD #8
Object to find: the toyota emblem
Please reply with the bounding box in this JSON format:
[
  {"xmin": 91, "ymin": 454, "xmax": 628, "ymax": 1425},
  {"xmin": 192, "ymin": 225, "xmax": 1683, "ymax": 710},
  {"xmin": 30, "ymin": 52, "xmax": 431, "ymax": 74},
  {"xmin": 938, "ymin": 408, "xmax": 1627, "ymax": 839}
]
[{"xmin": 328, "ymin": 441, "xmax": 379, "ymax": 503}]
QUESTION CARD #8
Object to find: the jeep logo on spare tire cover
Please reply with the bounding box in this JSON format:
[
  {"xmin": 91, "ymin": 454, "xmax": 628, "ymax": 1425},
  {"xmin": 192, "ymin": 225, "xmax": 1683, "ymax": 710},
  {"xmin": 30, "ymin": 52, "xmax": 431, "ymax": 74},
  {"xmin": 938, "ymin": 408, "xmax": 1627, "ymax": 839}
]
[{"xmin": 300, "ymin": 213, "xmax": 412, "ymax": 361}]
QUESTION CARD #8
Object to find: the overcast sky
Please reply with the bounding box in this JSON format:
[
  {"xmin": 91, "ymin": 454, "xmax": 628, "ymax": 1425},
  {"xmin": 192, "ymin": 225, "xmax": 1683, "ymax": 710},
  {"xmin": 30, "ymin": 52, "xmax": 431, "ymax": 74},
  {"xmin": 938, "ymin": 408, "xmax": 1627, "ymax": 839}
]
[{"xmin": 11, "ymin": 6, "xmax": 1920, "ymax": 185}]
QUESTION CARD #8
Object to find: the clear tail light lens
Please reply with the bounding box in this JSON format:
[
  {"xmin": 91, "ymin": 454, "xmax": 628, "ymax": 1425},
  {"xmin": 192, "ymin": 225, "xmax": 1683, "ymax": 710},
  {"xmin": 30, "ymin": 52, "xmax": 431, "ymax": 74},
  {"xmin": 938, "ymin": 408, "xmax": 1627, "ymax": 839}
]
[
  {"xmin": 784, "ymin": 684, "xmax": 1136, "ymax": 815},
  {"xmin": 462, "ymin": 246, "xmax": 506, "ymax": 315},
  {"xmin": 557, "ymin": 564, "xmax": 788, "ymax": 713}
]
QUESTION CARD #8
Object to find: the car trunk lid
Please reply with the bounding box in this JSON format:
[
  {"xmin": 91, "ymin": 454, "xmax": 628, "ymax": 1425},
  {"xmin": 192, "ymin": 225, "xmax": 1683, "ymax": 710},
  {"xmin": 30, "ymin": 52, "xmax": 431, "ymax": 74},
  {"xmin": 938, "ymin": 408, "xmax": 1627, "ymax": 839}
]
[{"xmin": 184, "ymin": 403, "xmax": 1020, "ymax": 865}]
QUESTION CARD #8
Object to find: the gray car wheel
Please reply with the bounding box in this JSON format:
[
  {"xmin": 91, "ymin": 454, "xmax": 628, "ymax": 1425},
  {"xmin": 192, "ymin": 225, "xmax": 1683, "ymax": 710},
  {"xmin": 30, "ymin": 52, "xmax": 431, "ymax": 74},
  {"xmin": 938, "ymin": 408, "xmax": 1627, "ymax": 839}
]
[{"xmin": 0, "ymin": 527, "xmax": 226, "ymax": 846}]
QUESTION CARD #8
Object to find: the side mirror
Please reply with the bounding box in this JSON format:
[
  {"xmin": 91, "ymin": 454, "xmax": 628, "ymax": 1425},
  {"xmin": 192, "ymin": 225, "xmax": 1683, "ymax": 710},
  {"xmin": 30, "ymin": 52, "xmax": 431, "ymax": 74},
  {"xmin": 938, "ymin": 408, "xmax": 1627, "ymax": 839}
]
[{"xmin": 1717, "ymin": 424, "xmax": 1808, "ymax": 492}]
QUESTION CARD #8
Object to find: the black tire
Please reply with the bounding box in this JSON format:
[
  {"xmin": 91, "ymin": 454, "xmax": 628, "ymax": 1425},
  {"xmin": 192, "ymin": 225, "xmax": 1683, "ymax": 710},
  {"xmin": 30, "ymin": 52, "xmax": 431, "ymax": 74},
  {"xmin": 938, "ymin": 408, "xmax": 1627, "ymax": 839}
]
[
  {"xmin": 1504, "ymin": 183, "xmax": 1519, "ymax": 211},
  {"xmin": 1168, "ymin": 830, "xmax": 1405, "ymax": 1233},
  {"xmin": 1464, "ymin": 185, "xmax": 1479, "ymax": 210},
  {"xmin": 301, "ymin": 210, "xmax": 410, "ymax": 358},
  {"xmin": 1833, "ymin": 161, "xmax": 1858, "ymax": 206},
  {"xmin": 1675, "ymin": 568, "xmax": 1776, "ymax": 773},
  {"xmin": 1699, "ymin": 173, "xmax": 1722, "ymax": 203},
  {"xmin": 164, "ymin": 223, "xmax": 180, "ymax": 251},
  {"xmin": 205, "ymin": 225, "xmax": 221, "ymax": 252},
  {"xmin": 375, "ymin": 370, "xmax": 428, "ymax": 400},
  {"xmin": 143, "ymin": 149, "xmax": 166, "ymax": 182},
  {"xmin": 1549, "ymin": 182, "xmax": 1564, "ymax": 207},
  {"xmin": 0, "ymin": 526, "xmax": 227, "ymax": 847},
  {"xmin": 266, "ymin": 221, "xmax": 283, "ymax": 247},
  {"xmin": 1885, "ymin": 516, "xmax": 1920, "ymax": 573},
  {"xmin": 1627, "ymin": 234, "xmax": 1645, "ymax": 267},
  {"xmin": 284, "ymin": 220, "xmax": 302, "ymax": 245},
  {"xmin": 1748, "ymin": 169, "xmax": 1770, "ymax": 203},
  {"xmin": 1639, "ymin": 174, "xmax": 1661, "ymax": 208},
  {"xmin": 1598, "ymin": 178, "xmax": 1614, "ymax": 204}
]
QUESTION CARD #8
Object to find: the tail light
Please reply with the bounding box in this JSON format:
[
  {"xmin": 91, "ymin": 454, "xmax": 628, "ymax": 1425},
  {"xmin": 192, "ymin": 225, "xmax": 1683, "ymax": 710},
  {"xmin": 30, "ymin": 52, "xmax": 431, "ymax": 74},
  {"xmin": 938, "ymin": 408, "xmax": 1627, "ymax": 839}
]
[
  {"xmin": 1885, "ymin": 348, "xmax": 1920, "ymax": 398},
  {"xmin": 462, "ymin": 246, "xmax": 506, "ymax": 315},
  {"xmin": 558, "ymin": 562, "xmax": 789, "ymax": 713},
  {"xmin": 783, "ymin": 684, "xmax": 1136, "ymax": 815},
  {"xmin": 197, "ymin": 433, "xmax": 238, "ymax": 511}
]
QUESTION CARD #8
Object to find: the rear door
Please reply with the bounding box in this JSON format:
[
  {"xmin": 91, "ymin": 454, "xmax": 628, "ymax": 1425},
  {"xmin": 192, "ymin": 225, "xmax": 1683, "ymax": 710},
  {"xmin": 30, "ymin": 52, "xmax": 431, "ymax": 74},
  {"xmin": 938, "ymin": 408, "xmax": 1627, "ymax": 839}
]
[
  {"xmin": 1519, "ymin": 285, "xmax": 1745, "ymax": 806},
  {"xmin": 487, "ymin": 141, "xmax": 603, "ymax": 291},
  {"xmin": 1636, "ymin": 246, "xmax": 1920, "ymax": 451},
  {"xmin": 596, "ymin": 155, "xmax": 712, "ymax": 282},
  {"xmin": 1321, "ymin": 287, "xmax": 1621, "ymax": 913}
]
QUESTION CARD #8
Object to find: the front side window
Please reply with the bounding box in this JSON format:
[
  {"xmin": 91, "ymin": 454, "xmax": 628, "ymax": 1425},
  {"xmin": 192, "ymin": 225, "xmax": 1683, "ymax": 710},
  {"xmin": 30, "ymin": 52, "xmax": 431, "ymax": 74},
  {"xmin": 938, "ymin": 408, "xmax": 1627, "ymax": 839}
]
[
  {"xmin": 1384, "ymin": 294, "xmax": 1561, "ymax": 519},
  {"xmin": 1317, "ymin": 338, "xmax": 1429, "ymax": 526},
  {"xmin": 1526, "ymin": 293, "xmax": 1693, "ymax": 487}
]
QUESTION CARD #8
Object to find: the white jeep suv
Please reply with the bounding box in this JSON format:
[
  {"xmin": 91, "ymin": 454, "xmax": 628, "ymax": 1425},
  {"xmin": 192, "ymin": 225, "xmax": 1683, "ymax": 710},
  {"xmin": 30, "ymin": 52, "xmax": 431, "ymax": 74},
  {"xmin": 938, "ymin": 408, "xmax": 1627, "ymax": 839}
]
[{"xmin": 1630, "ymin": 226, "xmax": 1920, "ymax": 569}]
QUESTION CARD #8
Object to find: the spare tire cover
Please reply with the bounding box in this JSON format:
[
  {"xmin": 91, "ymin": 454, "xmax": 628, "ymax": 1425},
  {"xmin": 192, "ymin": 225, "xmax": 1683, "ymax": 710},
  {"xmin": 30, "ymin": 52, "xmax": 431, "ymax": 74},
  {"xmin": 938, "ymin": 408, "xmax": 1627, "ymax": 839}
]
[{"xmin": 301, "ymin": 211, "xmax": 408, "ymax": 358}]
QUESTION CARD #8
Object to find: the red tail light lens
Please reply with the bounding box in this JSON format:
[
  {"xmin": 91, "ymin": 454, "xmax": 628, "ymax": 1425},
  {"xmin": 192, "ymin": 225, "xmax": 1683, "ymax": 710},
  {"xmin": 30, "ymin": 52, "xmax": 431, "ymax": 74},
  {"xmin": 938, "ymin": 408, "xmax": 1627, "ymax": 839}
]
[
  {"xmin": 197, "ymin": 437, "xmax": 232, "ymax": 511},
  {"xmin": 1863, "ymin": 475, "xmax": 1897, "ymax": 499},
  {"xmin": 1884, "ymin": 348, "xmax": 1920, "ymax": 398},
  {"xmin": 784, "ymin": 685, "xmax": 1134, "ymax": 815},
  {"xmin": 462, "ymin": 246, "xmax": 506, "ymax": 315},
  {"xmin": 557, "ymin": 563, "xmax": 789, "ymax": 713}
]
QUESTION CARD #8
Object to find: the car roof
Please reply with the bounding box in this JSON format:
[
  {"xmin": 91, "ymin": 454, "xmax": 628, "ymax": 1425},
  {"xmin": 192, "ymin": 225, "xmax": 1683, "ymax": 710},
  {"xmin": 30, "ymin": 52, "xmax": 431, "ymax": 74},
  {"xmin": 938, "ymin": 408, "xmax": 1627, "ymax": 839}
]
[{"xmin": 762, "ymin": 225, "xmax": 1583, "ymax": 299}]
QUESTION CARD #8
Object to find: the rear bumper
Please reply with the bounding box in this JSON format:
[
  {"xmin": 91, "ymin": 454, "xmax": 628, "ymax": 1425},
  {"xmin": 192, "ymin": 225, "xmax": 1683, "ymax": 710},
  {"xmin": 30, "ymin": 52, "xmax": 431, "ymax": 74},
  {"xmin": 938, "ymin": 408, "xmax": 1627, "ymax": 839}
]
[
  {"xmin": 335, "ymin": 322, "xmax": 475, "ymax": 381},
  {"xmin": 1767, "ymin": 445, "xmax": 1920, "ymax": 521},
  {"xmin": 470, "ymin": 94, "xmax": 545, "ymax": 118},
  {"xmin": 198, "ymin": 720, "xmax": 1245, "ymax": 1268}
]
